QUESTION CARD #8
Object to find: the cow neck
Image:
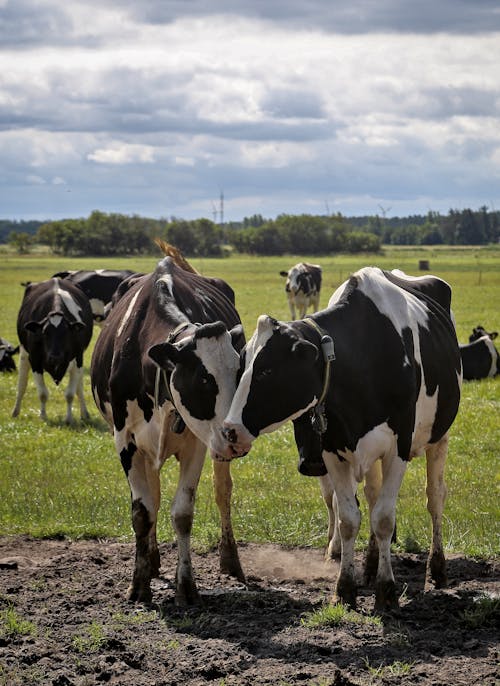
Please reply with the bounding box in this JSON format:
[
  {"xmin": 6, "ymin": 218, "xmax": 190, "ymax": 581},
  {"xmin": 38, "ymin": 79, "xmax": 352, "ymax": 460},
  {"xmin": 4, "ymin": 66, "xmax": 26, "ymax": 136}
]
[{"xmin": 302, "ymin": 317, "xmax": 335, "ymax": 408}]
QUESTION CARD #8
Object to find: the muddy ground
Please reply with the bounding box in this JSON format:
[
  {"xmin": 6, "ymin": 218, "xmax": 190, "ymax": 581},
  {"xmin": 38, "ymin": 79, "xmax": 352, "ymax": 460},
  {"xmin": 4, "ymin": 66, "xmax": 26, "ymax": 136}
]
[{"xmin": 0, "ymin": 536, "xmax": 498, "ymax": 685}]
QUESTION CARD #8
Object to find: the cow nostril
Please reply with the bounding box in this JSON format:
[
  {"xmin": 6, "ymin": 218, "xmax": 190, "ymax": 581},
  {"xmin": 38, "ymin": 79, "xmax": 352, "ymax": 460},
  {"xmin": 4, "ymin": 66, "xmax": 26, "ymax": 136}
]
[{"xmin": 221, "ymin": 426, "xmax": 237, "ymax": 444}]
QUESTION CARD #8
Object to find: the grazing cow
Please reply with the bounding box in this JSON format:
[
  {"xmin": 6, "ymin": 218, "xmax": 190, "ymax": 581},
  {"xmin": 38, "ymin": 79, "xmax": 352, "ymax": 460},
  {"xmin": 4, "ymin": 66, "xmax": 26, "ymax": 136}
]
[
  {"xmin": 460, "ymin": 336, "xmax": 499, "ymax": 380},
  {"xmin": 468, "ymin": 325, "xmax": 498, "ymax": 343},
  {"xmin": 279, "ymin": 262, "xmax": 322, "ymax": 320},
  {"xmin": 12, "ymin": 278, "xmax": 93, "ymax": 422},
  {"xmin": 0, "ymin": 337, "xmax": 19, "ymax": 372},
  {"xmin": 52, "ymin": 269, "xmax": 137, "ymax": 325},
  {"xmin": 217, "ymin": 267, "xmax": 462, "ymax": 611},
  {"xmin": 91, "ymin": 253, "xmax": 246, "ymax": 605}
]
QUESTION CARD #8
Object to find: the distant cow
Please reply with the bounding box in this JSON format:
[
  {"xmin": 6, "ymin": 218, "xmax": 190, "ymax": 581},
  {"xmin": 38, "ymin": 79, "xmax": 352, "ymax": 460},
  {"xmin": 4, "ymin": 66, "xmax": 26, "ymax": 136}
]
[
  {"xmin": 279, "ymin": 262, "xmax": 322, "ymax": 320},
  {"xmin": 52, "ymin": 269, "xmax": 136, "ymax": 325},
  {"xmin": 218, "ymin": 267, "xmax": 461, "ymax": 612},
  {"xmin": 12, "ymin": 278, "xmax": 93, "ymax": 422},
  {"xmin": 0, "ymin": 337, "xmax": 19, "ymax": 372},
  {"xmin": 91, "ymin": 251, "xmax": 246, "ymax": 605},
  {"xmin": 460, "ymin": 336, "xmax": 499, "ymax": 380},
  {"xmin": 468, "ymin": 325, "xmax": 498, "ymax": 343}
]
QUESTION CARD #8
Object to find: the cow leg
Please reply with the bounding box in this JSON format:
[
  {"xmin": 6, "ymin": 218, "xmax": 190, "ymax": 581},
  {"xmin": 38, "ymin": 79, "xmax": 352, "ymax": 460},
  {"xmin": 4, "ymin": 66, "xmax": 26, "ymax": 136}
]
[
  {"xmin": 371, "ymin": 454, "xmax": 407, "ymax": 612},
  {"xmin": 171, "ymin": 440, "xmax": 206, "ymax": 606},
  {"xmin": 33, "ymin": 372, "xmax": 49, "ymax": 420},
  {"xmin": 324, "ymin": 453, "xmax": 360, "ymax": 609},
  {"xmin": 319, "ymin": 474, "xmax": 341, "ymax": 559},
  {"xmin": 213, "ymin": 460, "xmax": 245, "ymax": 581},
  {"xmin": 425, "ymin": 435, "xmax": 449, "ymax": 589},
  {"xmin": 364, "ymin": 460, "xmax": 383, "ymax": 584},
  {"xmin": 64, "ymin": 360, "xmax": 89, "ymax": 423},
  {"xmin": 12, "ymin": 346, "xmax": 30, "ymax": 418},
  {"xmin": 122, "ymin": 445, "xmax": 161, "ymax": 604}
]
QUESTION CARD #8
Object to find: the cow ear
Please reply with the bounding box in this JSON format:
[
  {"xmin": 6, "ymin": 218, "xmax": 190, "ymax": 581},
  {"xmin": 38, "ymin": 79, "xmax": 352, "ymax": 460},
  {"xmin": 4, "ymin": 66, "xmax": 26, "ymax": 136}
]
[
  {"xmin": 148, "ymin": 342, "xmax": 179, "ymax": 371},
  {"xmin": 229, "ymin": 324, "xmax": 245, "ymax": 350},
  {"xmin": 279, "ymin": 271, "xmax": 288, "ymax": 277},
  {"xmin": 291, "ymin": 339, "xmax": 318, "ymax": 363},
  {"xmin": 491, "ymin": 331, "xmax": 498, "ymax": 340},
  {"xmin": 25, "ymin": 321, "xmax": 42, "ymax": 334}
]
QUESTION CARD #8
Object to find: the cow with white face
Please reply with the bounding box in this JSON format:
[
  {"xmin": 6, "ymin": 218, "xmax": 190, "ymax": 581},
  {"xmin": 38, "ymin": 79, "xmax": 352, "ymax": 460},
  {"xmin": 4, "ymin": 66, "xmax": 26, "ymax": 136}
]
[
  {"xmin": 280, "ymin": 262, "xmax": 322, "ymax": 320},
  {"xmin": 12, "ymin": 278, "xmax": 93, "ymax": 422},
  {"xmin": 217, "ymin": 267, "xmax": 462, "ymax": 612},
  {"xmin": 91, "ymin": 255, "xmax": 246, "ymax": 605}
]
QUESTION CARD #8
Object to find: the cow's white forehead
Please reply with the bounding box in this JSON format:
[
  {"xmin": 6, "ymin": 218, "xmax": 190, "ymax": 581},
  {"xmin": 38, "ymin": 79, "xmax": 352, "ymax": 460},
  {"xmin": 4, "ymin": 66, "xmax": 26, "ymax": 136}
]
[
  {"xmin": 54, "ymin": 283, "xmax": 83, "ymax": 323},
  {"xmin": 192, "ymin": 330, "xmax": 239, "ymax": 375}
]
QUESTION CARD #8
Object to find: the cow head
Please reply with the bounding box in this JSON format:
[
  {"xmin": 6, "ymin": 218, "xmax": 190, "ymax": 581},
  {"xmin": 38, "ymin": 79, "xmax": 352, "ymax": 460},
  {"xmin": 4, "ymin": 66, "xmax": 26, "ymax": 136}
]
[
  {"xmin": 218, "ymin": 314, "xmax": 321, "ymax": 458},
  {"xmin": 469, "ymin": 325, "xmax": 498, "ymax": 343},
  {"xmin": 0, "ymin": 339, "xmax": 19, "ymax": 372},
  {"xmin": 24, "ymin": 311, "xmax": 85, "ymax": 384},
  {"xmin": 148, "ymin": 321, "xmax": 245, "ymax": 456}
]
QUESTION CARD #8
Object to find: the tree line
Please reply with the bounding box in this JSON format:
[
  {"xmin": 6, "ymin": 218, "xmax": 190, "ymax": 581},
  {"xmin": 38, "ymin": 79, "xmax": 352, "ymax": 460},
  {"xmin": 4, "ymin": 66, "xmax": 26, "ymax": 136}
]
[{"xmin": 3, "ymin": 206, "xmax": 499, "ymax": 256}]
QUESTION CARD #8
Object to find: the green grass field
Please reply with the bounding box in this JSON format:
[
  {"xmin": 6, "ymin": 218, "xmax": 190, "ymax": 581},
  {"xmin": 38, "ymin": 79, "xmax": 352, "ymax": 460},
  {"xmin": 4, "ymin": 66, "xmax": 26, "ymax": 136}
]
[{"xmin": 0, "ymin": 246, "xmax": 499, "ymax": 558}]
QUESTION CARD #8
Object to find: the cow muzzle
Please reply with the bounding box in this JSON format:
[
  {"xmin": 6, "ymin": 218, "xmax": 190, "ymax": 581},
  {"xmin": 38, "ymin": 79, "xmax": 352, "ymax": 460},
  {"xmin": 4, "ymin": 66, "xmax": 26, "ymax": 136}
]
[{"xmin": 218, "ymin": 422, "xmax": 253, "ymax": 458}]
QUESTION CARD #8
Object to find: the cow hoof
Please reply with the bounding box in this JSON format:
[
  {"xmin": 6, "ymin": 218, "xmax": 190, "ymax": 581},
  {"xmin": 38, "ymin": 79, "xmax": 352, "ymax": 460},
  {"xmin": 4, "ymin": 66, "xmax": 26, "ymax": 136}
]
[
  {"xmin": 334, "ymin": 575, "xmax": 357, "ymax": 610},
  {"xmin": 374, "ymin": 580, "xmax": 399, "ymax": 613},
  {"xmin": 175, "ymin": 576, "xmax": 201, "ymax": 606},
  {"xmin": 427, "ymin": 552, "xmax": 447, "ymax": 589},
  {"xmin": 220, "ymin": 556, "xmax": 246, "ymax": 583},
  {"xmin": 127, "ymin": 584, "xmax": 153, "ymax": 604}
]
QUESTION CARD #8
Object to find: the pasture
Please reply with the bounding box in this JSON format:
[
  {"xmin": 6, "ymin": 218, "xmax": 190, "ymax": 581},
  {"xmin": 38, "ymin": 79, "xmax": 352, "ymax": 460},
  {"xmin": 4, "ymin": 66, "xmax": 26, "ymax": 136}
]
[{"xmin": 0, "ymin": 246, "xmax": 498, "ymax": 558}]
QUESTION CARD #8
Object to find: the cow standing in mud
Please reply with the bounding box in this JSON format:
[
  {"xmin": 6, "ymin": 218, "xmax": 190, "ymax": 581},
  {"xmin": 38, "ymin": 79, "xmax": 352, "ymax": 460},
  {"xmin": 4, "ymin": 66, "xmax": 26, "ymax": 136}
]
[
  {"xmin": 91, "ymin": 251, "xmax": 246, "ymax": 604},
  {"xmin": 12, "ymin": 278, "xmax": 93, "ymax": 422},
  {"xmin": 216, "ymin": 268, "xmax": 462, "ymax": 611}
]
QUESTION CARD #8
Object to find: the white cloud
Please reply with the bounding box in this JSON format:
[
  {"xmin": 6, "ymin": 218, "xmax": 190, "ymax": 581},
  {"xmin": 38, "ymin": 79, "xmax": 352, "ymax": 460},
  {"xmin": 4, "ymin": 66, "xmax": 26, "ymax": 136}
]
[{"xmin": 87, "ymin": 143, "xmax": 156, "ymax": 165}]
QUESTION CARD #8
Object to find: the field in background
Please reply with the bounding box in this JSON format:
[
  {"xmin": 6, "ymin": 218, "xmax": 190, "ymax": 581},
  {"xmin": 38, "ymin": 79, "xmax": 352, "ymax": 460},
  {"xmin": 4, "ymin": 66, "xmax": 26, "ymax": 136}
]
[{"xmin": 0, "ymin": 246, "xmax": 499, "ymax": 558}]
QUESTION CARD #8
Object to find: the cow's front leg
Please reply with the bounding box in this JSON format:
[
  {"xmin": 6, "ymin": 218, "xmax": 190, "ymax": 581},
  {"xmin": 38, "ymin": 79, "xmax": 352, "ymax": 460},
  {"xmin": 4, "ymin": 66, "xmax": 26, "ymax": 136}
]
[
  {"xmin": 319, "ymin": 474, "xmax": 341, "ymax": 559},
  {"xmin": 324, "ymin": 453, "xmax": 360, "ymax": 609},
  {"xmin": 213, "ymin": 460, "xmax": 245, "ymax": 581},
  {"xmin": 425, "ymin": 435, "xmax": 448, "ymax": 589},
  {"xmin": 12, "ymin": 347, "xmax": 30, "ymax": 418},
  {"xmin": 371, "ymin": 454, "xmax": 407, "ymax": 611},
  {"xmin": 121, "ymin": 442, "xmax": 161, "ymax": 604},
  {"xmin": 33, "ymin": 371, "xmax": 49, "ymax": 420},
  {"xmin": 171, "ymin": 440, "xmax": 206, "ymax": 606},
  {"xmin": 65, "ymin": 359, "xmax": 89, "ymax": 423}
]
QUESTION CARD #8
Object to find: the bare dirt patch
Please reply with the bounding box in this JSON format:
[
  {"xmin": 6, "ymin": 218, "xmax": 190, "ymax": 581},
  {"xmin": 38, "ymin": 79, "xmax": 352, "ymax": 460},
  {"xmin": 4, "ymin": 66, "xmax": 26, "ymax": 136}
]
[{"xmin": 0, "ymin": 536, "xmax": 498, "ymax": 685}]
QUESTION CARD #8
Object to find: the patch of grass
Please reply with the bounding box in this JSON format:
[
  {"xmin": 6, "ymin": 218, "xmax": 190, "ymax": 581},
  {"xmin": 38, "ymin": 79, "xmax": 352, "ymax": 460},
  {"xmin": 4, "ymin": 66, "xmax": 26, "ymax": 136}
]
[
  {"xmin": 301, "ymin": 602, "xmax": 382, "ymax": 629},
  {"xmin": 363, "ymin": 658, "xmax": 415, "ymax": 681},
  {"xmin": 71, "ymin": 621, "xmax": 107, "ymax": 654},
  {"xmin": 461, "ymin": 594, "xmax": 500, "ymax": 628},
  {"xmin": 0, "ymin": 606, "xmax": 37, "ymax": 639}
]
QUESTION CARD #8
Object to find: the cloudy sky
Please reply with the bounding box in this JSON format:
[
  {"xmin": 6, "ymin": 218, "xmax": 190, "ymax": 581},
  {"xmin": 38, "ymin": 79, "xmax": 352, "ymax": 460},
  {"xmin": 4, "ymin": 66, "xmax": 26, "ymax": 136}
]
[{"xmin": 2, "ymin": 0, "xmax": 500, "ymax": 222}]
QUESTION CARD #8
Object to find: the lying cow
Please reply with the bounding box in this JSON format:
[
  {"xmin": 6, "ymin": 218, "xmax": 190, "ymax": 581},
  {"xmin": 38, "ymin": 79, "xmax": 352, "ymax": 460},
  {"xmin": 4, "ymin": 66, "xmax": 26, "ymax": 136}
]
[
  {"xmin": 0, "ymin": 337, "xmax": 19, "ymax": 372},
  {"xmin": 217, "ymin": 267, "xmax": 462, "ymax": 612},
  {"xmin": 460, "ymin": 335, "xmax": 499, "ymax": 380},
  {"xmin": 279, "ymin": 262, "xmax": 322, "ymax": 320},
  {"xmin": 91, "ymin": 253, "xmax": 246, "ymax": 605},
  {"xmin": 52, "ymin": 269, "xmax": 136, "ymax": 325},
  {"xmin": 12, "ymin": 278, "xmax": 93, "ymax": 422}
]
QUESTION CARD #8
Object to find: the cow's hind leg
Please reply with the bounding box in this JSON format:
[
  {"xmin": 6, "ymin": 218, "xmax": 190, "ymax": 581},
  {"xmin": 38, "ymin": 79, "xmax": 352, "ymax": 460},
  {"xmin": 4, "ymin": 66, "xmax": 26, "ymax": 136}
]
[
  {"xmin": 65, "ymin": 360, "xmax": 89, "ymax": 423},
  {"xmin": 171, "ymin": 440, "xmax": 206, "ymax": 606},
  {"xmin": 364, "ymin": 460, "xmax": 383, "ymax": 585},
  {"xmin": 319, "ymin": 474, "xmax": 341, "ymax": 559},
  {"xmin": 119, "ymin": 438, "xmax": 161, "ymax": 604},
  {"xmin": 213, "ymin": 460, "xmax": 245, "ymax": 582},
  {"xmin": 425, "ymin": 435, "xmax": 449, "ymax": 589}
]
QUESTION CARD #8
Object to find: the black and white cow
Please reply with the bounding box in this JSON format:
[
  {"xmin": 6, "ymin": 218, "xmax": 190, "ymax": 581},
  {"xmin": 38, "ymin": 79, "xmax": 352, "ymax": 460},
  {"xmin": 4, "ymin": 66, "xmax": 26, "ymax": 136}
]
[
  {"xmin": 91, "ymin": 255, "xmax": 246, "ymax": 605},
  {"xmin": 279, "ymin": 262, "xmax": 322, "ymax": 320},
  {"xmin": 216, "ymin": 267, "xmax": 462, "ymax": 611},
  {"xmin": 12, "ymin": 278, "xmax": 93, "ymax": 422},
  {"xmin": 52, "ymin": 269, "xmax": 137, "ymax": 325},
  {"xmin": 460, "ymin": 336, "xmax": 499, "ymax": 380},
  {"xmin": 0, "ymin": 337, "xmax": 19, "ymax": 372},
  {"xmin": 468, "ymin": 325, "xmax": 498, "ymax": 343}
]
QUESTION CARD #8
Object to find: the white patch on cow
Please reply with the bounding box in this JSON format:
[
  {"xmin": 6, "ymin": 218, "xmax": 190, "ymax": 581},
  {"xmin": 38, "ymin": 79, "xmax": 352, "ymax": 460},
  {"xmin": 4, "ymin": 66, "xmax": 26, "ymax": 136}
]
[
  {"xmin": 54, "ymin": 283, "xmax": 83, "ymax": 323},
  {"xmin": 117, "ymin": 286, "xmax": 143, "ymax": 338},
  {"xmin": 49, "ymin": 313, "xmax": 63, "ymax": 328},
  {"xmin": 337, "ymin": 422, "xmax": 398, "ymax": 483},
  {"xmin": 0, "ymin": 349, "xmax": 6, "ymax": 361},
  {"xmin": 89, "ymin": 298, "xmax": 105, "ymax": 319},
  {"xmin": 411, "ymin": 382, "xmax": 439, "ymax": 456},
  {"xmin": 223, "ymin": 316, "xmax": 273, "ymax": 429}
]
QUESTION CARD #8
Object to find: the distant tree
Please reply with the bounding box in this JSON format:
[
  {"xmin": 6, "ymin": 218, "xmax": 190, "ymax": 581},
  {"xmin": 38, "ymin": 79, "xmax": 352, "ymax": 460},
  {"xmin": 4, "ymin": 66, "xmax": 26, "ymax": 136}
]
[{"xmin": 8, "ymin": 231, "xmax": 33, "ymax": 254}]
